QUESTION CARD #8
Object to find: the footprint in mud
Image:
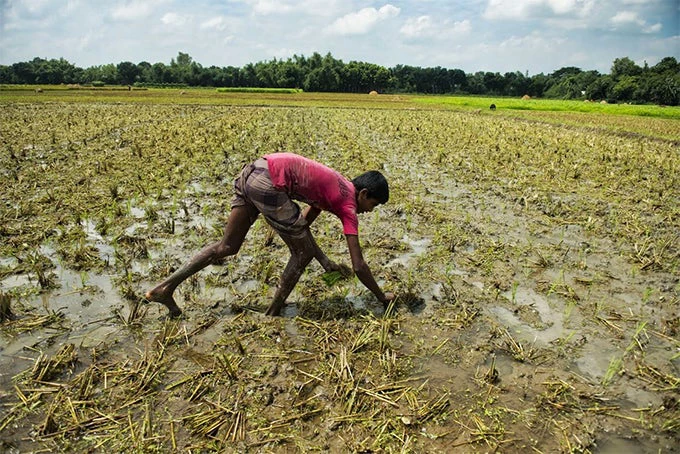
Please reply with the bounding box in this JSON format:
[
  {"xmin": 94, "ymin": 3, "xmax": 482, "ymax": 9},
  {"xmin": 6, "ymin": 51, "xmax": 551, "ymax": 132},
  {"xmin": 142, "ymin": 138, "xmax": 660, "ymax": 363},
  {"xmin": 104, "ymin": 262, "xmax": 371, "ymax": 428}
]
[{"xmin": 396, "ymin": 292, "xmax": 425, "ymax": 312}]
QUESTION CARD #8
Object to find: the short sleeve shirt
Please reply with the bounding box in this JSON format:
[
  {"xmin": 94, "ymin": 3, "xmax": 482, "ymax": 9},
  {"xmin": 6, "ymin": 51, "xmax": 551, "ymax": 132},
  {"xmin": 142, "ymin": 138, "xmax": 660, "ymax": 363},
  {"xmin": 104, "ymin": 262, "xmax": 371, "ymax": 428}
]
[{"xmin": 265, "ymin": 153, "xmax": 359, "ymax": 235}]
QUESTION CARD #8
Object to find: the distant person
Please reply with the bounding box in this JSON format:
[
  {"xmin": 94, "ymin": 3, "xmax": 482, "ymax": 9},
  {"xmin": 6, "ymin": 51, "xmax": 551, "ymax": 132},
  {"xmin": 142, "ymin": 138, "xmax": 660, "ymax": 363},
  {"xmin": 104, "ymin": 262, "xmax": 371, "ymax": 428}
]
[{"xmin": 145, "ymin": 152, "xmax": 395, "ymax": 317}]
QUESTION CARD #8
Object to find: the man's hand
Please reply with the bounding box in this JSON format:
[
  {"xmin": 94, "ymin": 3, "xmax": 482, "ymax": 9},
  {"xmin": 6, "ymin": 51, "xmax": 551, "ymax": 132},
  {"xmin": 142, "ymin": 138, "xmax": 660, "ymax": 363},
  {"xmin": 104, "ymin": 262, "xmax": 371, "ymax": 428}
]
[
  {"xmin": 380, "ymin": 292, "xmax": 396, "ymax": 309},
  {"xmin": 325, "ymin": 261, "xmax": 353, "ymax": 277}
]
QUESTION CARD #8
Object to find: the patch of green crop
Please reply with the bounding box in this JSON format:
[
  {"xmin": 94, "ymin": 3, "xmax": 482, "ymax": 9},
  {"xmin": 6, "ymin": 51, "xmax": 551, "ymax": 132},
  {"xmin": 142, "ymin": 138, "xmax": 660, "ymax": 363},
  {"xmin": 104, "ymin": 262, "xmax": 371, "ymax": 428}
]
[
  {"xmin": 216, "ymin": 87, "xmax": 303, "ymax": 94},
  {"xmin": 415, "ymin": 95, "xmax": 680, "ymax": 120}
]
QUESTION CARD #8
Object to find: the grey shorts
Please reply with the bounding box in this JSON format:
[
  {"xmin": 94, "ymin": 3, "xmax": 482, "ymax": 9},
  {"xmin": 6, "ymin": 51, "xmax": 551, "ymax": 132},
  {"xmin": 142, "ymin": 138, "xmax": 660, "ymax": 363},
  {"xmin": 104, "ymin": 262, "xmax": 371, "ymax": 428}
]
[{"xmin": 231, "ymin": 158, "xmax": 308, "ymax": 239}]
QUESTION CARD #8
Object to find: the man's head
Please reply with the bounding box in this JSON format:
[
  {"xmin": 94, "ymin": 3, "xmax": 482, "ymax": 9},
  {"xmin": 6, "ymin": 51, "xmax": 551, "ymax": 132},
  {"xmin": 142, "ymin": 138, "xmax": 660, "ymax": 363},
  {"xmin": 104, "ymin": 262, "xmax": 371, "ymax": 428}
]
[{"xmin": 352, "ymin": 171, "xmax": 389, "ymax": 213}]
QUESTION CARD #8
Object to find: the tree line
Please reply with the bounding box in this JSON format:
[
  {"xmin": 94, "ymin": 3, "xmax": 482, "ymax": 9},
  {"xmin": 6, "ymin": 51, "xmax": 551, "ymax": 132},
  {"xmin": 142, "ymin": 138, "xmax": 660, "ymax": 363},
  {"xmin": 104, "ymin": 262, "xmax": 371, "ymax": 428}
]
[{"xmin": 1, "ymin": 51, "xmax": 678, "ymax": 105}]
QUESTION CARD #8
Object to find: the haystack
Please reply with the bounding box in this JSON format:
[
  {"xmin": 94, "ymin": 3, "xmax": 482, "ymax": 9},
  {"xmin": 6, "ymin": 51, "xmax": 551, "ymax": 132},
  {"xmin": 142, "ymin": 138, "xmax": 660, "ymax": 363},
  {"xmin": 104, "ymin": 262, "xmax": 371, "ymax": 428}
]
[
  {"xmin": 522, "ymin": 94, "xmax": 531, "ymax": 100},
  {"xmin": 369, "ymin": 90, "xmax": 378, "ymax": 96}
]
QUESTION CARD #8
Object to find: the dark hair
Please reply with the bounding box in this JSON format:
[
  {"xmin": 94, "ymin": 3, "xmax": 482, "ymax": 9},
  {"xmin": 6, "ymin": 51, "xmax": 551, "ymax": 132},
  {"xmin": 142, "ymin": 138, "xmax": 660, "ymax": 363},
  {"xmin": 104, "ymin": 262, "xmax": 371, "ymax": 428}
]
[{"xmin": 352, "ymin": 170, "xmax": 389, "ymax": 204}]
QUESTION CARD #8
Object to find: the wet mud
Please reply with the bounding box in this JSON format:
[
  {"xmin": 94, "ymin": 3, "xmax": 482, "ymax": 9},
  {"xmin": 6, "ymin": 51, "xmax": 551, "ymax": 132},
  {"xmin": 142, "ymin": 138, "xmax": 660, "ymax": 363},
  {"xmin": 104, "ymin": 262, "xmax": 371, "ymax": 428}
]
[{"xmin": 1, "ymin": 102, "xmax": 678, "ymax": 452}]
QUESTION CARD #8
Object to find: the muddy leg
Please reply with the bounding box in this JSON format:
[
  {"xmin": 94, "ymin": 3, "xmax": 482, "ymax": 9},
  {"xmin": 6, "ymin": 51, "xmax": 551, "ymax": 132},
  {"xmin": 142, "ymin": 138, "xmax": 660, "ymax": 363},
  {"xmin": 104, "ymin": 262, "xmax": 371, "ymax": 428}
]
[
  {"xmin": 145, "ymin": 206, "xmax": 255, "ymax": 317},
  {"xmin": 265, "ymin": 231, "xmax": 316, "ymax": 316}
]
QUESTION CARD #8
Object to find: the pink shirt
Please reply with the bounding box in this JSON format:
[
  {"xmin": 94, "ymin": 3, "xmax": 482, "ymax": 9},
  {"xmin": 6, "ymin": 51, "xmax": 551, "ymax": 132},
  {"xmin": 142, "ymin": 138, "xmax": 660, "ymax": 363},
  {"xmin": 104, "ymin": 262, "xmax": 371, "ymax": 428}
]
[{"xmin": 265, "ymin": 153, "xmax": 359, "ymax": 235}]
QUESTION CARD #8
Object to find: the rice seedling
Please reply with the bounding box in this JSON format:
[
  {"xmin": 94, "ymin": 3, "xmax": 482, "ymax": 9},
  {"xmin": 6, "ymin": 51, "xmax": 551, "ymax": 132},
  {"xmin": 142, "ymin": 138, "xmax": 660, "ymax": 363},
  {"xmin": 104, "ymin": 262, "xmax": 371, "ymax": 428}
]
[
  {"xmin": 494, "ymin": 327, "xmax": 536, "ymax": 363},
  {"xmin": 20, "ymin": 251, "xmax": 57, "ymax": 289},
  {"xmin": 481, "ymin": 355, "xmax": 500, "ymax": 385},
  {"xmin": 602, "ymin": 355, "xmax": 625, "ymax": 387},
  {"xmin": 116, "ymin": 300, "xmax": 148, "ymax": 326},
  {"xmin": 57, "ymin": 239, "xmax": 103, "ymax": 272}
]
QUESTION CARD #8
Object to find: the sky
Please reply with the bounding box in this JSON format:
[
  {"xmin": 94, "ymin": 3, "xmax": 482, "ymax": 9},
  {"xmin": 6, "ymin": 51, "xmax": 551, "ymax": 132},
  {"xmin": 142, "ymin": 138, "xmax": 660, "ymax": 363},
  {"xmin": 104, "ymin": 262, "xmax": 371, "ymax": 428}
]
[{"xmin": 1, "ymin": 0, "xmax": 678, "ymax": 75}]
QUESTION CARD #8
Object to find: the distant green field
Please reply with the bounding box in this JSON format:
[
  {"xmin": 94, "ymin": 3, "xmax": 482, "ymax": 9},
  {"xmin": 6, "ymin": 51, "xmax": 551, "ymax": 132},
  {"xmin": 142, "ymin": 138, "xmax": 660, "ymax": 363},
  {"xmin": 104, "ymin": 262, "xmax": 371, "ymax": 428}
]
[
  {"xmin": 414, "ymin": 95, "xmax": 680, "ymax": 119},
  {"xmin": 2, "ymin": 85, "xmax": 678, "ymax": 118},
  {"xmin": 1, "ymin": 85, "xmax": 678, "ymax": 140},
  {"xmin": 215, "ymin": 87, "xmax": 303, "ymax": 94}
]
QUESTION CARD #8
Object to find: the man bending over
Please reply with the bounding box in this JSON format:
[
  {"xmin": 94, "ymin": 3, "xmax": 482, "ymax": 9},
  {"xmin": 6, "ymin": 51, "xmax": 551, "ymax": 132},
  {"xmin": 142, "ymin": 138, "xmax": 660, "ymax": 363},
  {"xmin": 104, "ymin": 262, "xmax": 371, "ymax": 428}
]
[{"xmin": 145, "ymin": 152, "xmax": 395, "ymax": 317}]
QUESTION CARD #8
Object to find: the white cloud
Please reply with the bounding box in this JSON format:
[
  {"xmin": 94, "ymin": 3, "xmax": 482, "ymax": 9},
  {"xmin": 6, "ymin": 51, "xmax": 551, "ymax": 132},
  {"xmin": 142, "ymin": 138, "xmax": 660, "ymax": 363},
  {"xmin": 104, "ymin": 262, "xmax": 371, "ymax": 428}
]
[
  {"xmin": 643, "ymin": 23, "xmax": 662, "ymax": 34},
  {"xmin": 400, "ymin": 16, "xmax": 471, "ymax": 39},
  {"xmin": 11, "ymin": 0, "xmax": 52, "ymax": 17},
  {"xmin": 247, "ymin": 0, "xmax": 340, "ymax": 16},
  {"xmin": 161, "ymin": 12, "xmax": 189, "ymax": 27},
  {"xmin": 483, "ymin": 0, "xmax": 595, "ymax": 20},
  {"xmin": 328, "ymin": 4, "xmax": 400, "ymax": 35},
  {"xmin": 611, "ymin": 10, "xmax": 662, "ymax": 34},
  {"xmin": 65, "ymin": 0, "xmax": 82, "ymax": 14},
  {"xmin": 2, "ymin": 0, "xmax": 53, "ymax": 30},
  {"xmin": 251, "ymin": 0, "xmax": 293, "ymax": 15},
  {"xmin": 400, "ymin": 16, "xmax": 433, "ymax": 38},
  {"xmin": 450, "ymin": 19, "xmax": 472, "ymax": 35},
  {"xmin": 75, "ymin": 31, "xmax": 90, "ymax": 50},
  {"xmin": 200, "ymin": 16, "xmax": 231, "ymax": 31},
  {"xmin": 296, "ymin": 0, "xmax": 343, "ymax": 17},
  {"xmin": 483, "ymin": 0, "xmax": 533, "ymax": 20},
  {"xmin": 499, "ymin": 32, "xmax": 565, "ymax": 52},
  {"xmin": 111, "ymin": 1, "xmax": 158, "ymax": 21},
  {"xmin": 548, "ymin": 0, "xmax": 584, "ymax": 15},
  {"xmin": 611, "ymin": 11, "xmax": 639, "ymax": 25}
]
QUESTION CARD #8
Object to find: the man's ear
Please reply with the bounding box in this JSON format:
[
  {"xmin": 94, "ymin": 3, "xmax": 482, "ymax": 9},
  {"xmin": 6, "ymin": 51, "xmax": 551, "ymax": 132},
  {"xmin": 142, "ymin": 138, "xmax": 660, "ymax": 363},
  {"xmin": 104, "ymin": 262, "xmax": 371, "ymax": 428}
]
[{"xmin": 358, "ymin": 188, "xmax": 369, "ymax": 199}]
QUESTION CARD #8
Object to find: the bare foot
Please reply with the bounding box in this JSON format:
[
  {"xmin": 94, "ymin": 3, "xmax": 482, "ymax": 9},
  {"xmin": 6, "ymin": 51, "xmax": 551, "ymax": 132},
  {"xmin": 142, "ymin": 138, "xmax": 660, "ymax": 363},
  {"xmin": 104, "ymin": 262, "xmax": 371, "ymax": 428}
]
[
  {"xmin": 265, "ymin": 300, "xmax": 285, "ymax": 316},
  {"xmin": 144, "ymin": 287, "xmax": 182, "ymax": 318}
]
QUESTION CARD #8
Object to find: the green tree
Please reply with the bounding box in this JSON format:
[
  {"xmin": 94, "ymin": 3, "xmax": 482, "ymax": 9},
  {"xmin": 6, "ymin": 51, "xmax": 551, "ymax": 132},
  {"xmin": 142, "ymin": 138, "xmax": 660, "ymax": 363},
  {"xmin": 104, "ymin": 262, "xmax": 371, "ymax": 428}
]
[
  {"xmin": 610, "ymin": 75, "xmax": 639, "ymax": 102},
  {"xmin": 527, "ymin": 73, "xmax": 549, "ymax": 97},
  {"xmin": 483, "ymin": 72, "xmax": 506, "ymax": 95},
  {"xmin": 647, "ymin": 74, "xmax": 680, "ymax": 105},
  {"xmin": 136, "ymin": 61, "xmax": 152, "ymax": 83},
  {"xmin": 277, "ymin": 60, "xmax": 303, "ymax": 88},
  {"xmin": 586, "ymin": 75, "xmax": 614, "ymax": 100},
  {"xmin": 117, "ymin": 61, "xmax": 140, "ymax": 85},
  {"xmin": 448, "ymin": 69, "xmax": 467, "ymax": 92},
  {"xmin": 466, "ymin": 72, "xmax": 486, "ymax": 94},
  {"xmin": 150, "ymin": 62, "xmax": 172, "ymax": 84},
  {"xmin": 651, "ymin": 57, "xmax": 678, "ymax": 74},
  {"xmin": 8, "ymin": 61, "xmax": 36, "ymax": 83},
  {"xmin": 175, "ymin": 52, "xmax": 193, "ymax": 67},
  {"xmin": 100, "ymin": 64, "xmax": 119, "ymax": 84},
  {"xmin": 170, "ymin": 51, "xmax": 193, "ymax": 84},
  {"xmin": 304, "ymin": 64, "xmax": 340, "ymax": 92},
  {"xmin": 0, "ymin": 65, "xmax": 11, "ymax": 83},
  {"xmin": 390, "ymin": 65, "xmax": 417, "ymax": 92},
  {"xmin": 551, "ymin": 66, "xmax": 582, "ymax": 79},
  {"xmin": 254, "ymin": 60, "xmax": 276, "ymax": 87},
  {"xmin": 504, "ymin": 71, "xmax": 530, "ymax": 96},
  {"xmin": 217, "ymin": 66, "xmax": 240, "ymax": 87},
  {"xmin": 239, "ymin": 63, "xmax": 257, "ymax": 86},
  {"xmin": 611, "ymin": 57, "xmax": 642, "ymax": 79}
]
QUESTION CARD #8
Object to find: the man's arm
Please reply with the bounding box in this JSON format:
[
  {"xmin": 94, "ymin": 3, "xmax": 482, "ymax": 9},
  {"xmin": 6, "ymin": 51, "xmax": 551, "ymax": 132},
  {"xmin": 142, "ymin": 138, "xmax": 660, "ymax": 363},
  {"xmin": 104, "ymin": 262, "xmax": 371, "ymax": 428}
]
[
  {"xmin": 302, "ymin": 205, "xmax": 321, "ymax": 225},
  {"xmin": 346, "ymin": 234, "xmax": 393, "ymax": 306},
  {"xmin": 302, "ymin": 206, "xmax": 349, "ymax": 274}
]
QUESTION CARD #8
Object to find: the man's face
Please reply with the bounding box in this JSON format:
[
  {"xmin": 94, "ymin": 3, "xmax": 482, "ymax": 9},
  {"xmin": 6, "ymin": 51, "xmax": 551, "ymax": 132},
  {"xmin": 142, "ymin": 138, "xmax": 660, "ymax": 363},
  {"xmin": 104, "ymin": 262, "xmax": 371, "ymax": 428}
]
[{"xmin": 357, "ymin": 195, "xmax": 381, "ymax": 214}]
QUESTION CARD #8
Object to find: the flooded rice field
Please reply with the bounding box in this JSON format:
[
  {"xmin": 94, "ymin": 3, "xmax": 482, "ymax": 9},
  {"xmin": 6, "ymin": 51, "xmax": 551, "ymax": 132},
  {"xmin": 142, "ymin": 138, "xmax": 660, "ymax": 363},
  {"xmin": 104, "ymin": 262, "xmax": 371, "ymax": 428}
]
[{"xmin": 0, "ymin": 100, "xmax": 678, "ymax": 452}]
